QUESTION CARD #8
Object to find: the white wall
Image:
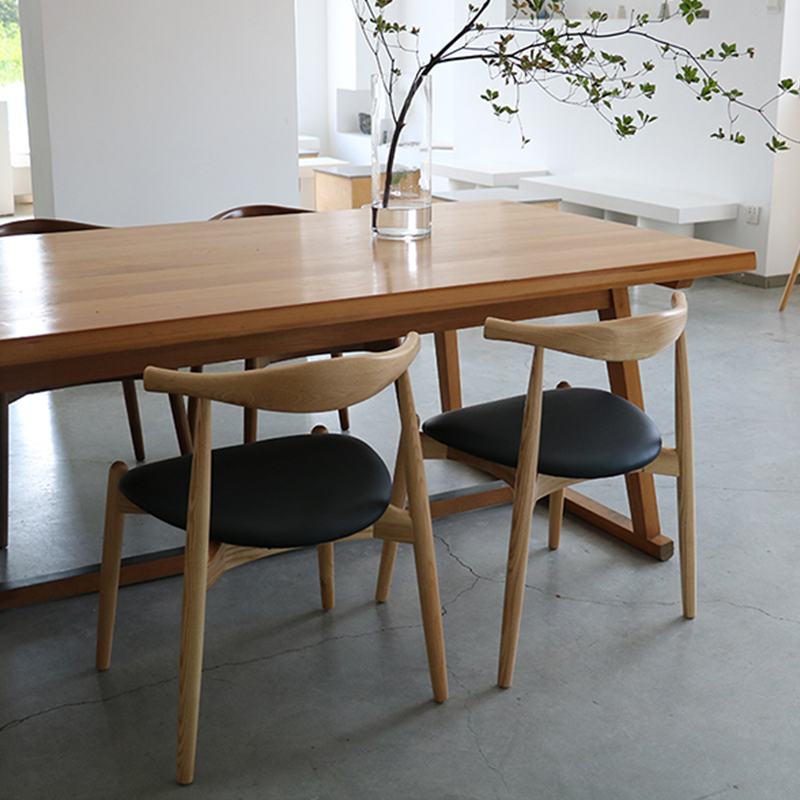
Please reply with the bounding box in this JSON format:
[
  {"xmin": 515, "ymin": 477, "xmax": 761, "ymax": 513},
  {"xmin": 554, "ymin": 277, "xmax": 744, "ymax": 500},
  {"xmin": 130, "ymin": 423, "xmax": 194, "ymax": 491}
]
[
  {"xmin": 296, "ymin": 0, "xmax": 329, "ymax": 154},
  {"xmin": 20, "ymin": 0, "xmax": 299, "ymax": 226},
  {"xmin": 305, "ymin": 0, "xmax": 456, "ymax": 166},
  {"xmin": 765, "ymin": 0, "xmax": 800, "ymax": 279}
]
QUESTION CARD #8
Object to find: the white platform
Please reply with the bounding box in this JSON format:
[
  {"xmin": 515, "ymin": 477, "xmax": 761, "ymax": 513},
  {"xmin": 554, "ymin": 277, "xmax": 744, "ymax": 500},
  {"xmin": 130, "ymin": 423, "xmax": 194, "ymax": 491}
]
[
  {"xmin": 432, "ymin": 154, "xmax": 549, "ymax": 189},
  {"xmin": 433, "ymin": 186, "xmax": 560, "ymax": 204},
  {"xmin": 519, "ymin": 174, "xmax": 739, "ymax": 237},
  {"xmin": 298, "ymin": 134, "xmax": 321, "ymax": 156}
]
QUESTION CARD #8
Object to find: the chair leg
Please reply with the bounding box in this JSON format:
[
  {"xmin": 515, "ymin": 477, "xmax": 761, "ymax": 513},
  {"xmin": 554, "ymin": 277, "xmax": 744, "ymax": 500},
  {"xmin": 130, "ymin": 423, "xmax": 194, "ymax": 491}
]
[
  {"xmin": 498, "ymin": 496, "xmax": 537, "ymax": 688},
  {"xmin": 169, "ymin": 394, "xmax": 194, "ymax": 455},
  {"xmin": 318, "ymin": 542, "xmax": 335, "ymax": 610},
  {"xmin": 548, "ymin": 489, "xmax": 565, "ymax": 550},
  {"xmin": 376, "ymin": 423, "xmax": 410, "ymax": 603},
  {"xmin": 176, "ymin": 560, "xmax": 208, "ymax": 785},
  {"xmin": 177, "ymin": 398, "xmax": 212, "ymax": 785},
  {"xmin": 397, "ymin": 373, "xmax": 448, "ymax": 703},
  {"xmin": 187, "ymin": 365, "xmax": 203, "ymax": 433},
  {"xmin": 409, "ymin": 523, "xmax": 448, "ymax": 703},
  {"xmin": 779, "ymin": 247, "xmax": 800, "ymax": 311},
  {"xmin": 675, "ymin": 332, "xmax": 696, "ymax": 620},
  {"xmin": 376, "ymin": 541, "xmax": 398, "ymax": 603},
  {"xmin": 498, "ymin": 346, "xmax": 544, "ymax": 689},
  {"xmin": 121, "ymin": 379, "xmax": 146, "ymax": 462},
  {"xmin": 330, "ymin": 354, "xmax": 350, "ymax": 431},
  {"xmin": 243, "ymin": 358, "xmax": 259, "ymax": 443},
  {"xmin": 678, "ymin": 472, "xmax": 696, "ymax": 619},
  {"xmin": 96, "ymin": 461, "xmax": 130, "ymax": 671},
  {"xmin": 0, "ymin": 393, "xmax": 8, "ymax": 550}
]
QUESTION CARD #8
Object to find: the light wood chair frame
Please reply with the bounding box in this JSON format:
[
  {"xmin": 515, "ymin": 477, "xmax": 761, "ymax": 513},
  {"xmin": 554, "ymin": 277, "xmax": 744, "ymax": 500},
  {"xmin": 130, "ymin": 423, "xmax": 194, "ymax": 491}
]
[
  {"xmin": 779, "ymin": 246, "xmax": 800, "ymax": 311},
  {"xmin": 389, "ymin": 292, "xmax": 695, "ymax": 689},
  {"xmin": 95, "ymin": 333, "xmax": 447, "ymax": 785}
]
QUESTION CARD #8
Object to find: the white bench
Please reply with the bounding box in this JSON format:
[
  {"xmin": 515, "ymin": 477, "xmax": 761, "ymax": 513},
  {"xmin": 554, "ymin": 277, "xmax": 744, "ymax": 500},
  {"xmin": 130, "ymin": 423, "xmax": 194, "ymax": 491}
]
[
  {"xmin": 432, "ymin": 155, "xmax": 548, "ymax": 189},
  {"xmin": 519, "ymin": 174, "xmax": 739, "ymax": 237},
  {"xmin": 433, "ymin": 186, "xmax": 560, "ymax": 205}
]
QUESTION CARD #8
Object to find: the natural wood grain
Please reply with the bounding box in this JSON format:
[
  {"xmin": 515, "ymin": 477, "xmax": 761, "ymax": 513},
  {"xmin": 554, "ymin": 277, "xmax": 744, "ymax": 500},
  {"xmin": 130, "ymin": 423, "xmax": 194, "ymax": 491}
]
[
  {"xmin": 779, "ymin": 247, "xmax": 800, "ymax": 311},
  {"xmin": 176, "ymin": 397, "xmax": 212, "ymax": 785},
  {"xmin": 0, "ymin": 202, "xmax": 754, "ymax": 393},
  {"xmin": 95, "ymin": 461, "xmax": 133, "ymax": 671},
  {"xmin": 433, "ymin": 330, "xmax": 462, "ymax": 411},
  {"xmin": 498, "ymin": 345, "xmax": 545, "ymax": 688},
  {"xmin": 485, "ymin": 292, "xmax": 687, "ymax": 361}
]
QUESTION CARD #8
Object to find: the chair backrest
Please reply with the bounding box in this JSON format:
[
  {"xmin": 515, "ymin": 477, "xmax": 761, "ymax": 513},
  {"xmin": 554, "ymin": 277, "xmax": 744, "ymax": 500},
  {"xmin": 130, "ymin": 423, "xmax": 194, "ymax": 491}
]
[
  {"xmin": 0, "ymin": 218, "xmax": 105, "ymax": 236},
  {"xmin": 485, "ymin": 292, "xmax": 688, "ymax": 363},
  {"xmin": 209, "ymin": 204, "xmax": 312, "ymax": 221},
  {"xmin": 143, "ymin": 333, "xmax": 421, "ymax": 413}
]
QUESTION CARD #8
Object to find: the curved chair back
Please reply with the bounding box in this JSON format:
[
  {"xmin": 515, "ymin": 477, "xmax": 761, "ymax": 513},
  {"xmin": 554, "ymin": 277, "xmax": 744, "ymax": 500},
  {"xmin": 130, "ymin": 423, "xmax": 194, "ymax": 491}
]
[
  {"xmin": 144, "ymin": 333, "xmax": 420, "ymax": 413},
  {"xmin": 485, "ymin": 292, "xmax": 687, "ymax": 362},
  {"xmin": 0, "ymin": 218, "xmax": 105, "ymax": 236},
  {"xmin": 209, "ymin": 204, "xmax": 311, "ymax": 220}
]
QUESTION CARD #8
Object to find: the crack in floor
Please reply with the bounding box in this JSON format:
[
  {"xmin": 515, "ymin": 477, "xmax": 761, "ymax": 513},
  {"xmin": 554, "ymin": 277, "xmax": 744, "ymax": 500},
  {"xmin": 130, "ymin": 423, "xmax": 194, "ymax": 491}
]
[
  {"xmin": 446, "ymin": 667, "xmax": 511, "ymax": 799},
  {"xmin": 0, "ymin": 622, "xmax": 425, "ymax": 735},
  {"xmin": 691, "ymin": 783, "xmax": 739, "ymax": 800},
  {"xmin": 520, "ymin": 585, "xmax": 800, "ymax": 622},
  {"xmin": 0, "ymin": 675, "xmax": 175, "ymax": 734}
]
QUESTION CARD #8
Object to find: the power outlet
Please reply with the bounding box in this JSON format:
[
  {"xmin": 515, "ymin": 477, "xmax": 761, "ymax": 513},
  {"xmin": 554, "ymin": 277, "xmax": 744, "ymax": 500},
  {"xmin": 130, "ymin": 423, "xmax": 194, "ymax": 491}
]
[{"xmin": 747, "ymin": 205, "xmax": 761, "ymax": 225}]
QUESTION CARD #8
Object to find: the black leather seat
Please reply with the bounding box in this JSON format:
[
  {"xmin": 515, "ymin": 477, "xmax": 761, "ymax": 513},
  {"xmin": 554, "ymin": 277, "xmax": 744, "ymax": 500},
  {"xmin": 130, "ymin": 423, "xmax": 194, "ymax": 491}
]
[
  {"xmin": 119, "ymin": 433, "xmax": 392, "ymax": 548},
  {"xmin": 423, "ymin": 388, "xmax": 662, "ymax": 478}
]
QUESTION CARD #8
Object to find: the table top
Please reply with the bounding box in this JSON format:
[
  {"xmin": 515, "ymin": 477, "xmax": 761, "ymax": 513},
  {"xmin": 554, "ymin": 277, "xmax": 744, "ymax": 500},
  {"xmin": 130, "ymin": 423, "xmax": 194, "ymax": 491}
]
[{"xmin": 0, "ymin": 200, "xmax": 755, "ymax": 393}]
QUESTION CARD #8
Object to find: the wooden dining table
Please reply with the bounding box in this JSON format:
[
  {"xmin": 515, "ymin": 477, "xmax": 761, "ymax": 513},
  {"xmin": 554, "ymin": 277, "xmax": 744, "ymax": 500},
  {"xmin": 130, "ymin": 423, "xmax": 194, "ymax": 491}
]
[{"xmin": 0, "ymin": 200, "xmax": 756, "ymax": 609}]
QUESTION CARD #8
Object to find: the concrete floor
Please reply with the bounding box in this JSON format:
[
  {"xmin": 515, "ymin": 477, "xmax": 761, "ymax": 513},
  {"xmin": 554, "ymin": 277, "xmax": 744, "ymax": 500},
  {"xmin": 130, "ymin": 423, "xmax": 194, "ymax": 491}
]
[{"xmin": 2, "ymin": 277, "xmax": 800, "ymax": 799}]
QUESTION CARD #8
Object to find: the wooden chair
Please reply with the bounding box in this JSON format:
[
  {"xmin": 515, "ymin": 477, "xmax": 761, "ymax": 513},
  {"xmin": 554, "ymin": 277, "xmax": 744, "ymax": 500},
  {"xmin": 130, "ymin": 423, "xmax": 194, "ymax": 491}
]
[
  {"xmin": 779, "ymin": 246, "xmax": 800, "ymax": 310},
  {"xmin": 209, "ymin": 204, "xmax": 311, "ymax": 220},
  {"xmin": 0, "ymin": 218, "xmax": 149, "ymax": 549},
  {"xmin": 95, "ymin": 333, "xmax": 448, "ymax": 784},
  {"xmin": 208, "ymin": 204, "xmax": 350, "ymax": 440},
  {"xmin": 401, "ymin": 292, "xmax": 695, "ymax": 688}
]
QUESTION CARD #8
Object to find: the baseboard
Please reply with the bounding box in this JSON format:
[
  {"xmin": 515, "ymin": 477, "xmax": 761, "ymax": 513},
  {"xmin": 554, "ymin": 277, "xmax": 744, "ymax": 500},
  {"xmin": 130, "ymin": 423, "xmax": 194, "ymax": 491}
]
[{"xmin": 721, "ymin": 271, "xmax": 788, "ymax": 289}]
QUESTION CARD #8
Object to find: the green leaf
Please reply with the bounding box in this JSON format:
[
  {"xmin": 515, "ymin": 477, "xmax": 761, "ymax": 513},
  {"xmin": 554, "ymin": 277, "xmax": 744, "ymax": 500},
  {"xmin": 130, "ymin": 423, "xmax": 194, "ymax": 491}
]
[{"xmin": 767, "ymin": 136, "xmax": 789, "ymax": 152}]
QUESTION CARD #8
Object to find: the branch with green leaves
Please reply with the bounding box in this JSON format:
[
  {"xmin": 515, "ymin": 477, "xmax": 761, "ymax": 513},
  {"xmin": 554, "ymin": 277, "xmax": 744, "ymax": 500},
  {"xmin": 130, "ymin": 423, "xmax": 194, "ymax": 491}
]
[{"xmin": 354, "ymin": 0, "xmax": 798, "ymax": 154}]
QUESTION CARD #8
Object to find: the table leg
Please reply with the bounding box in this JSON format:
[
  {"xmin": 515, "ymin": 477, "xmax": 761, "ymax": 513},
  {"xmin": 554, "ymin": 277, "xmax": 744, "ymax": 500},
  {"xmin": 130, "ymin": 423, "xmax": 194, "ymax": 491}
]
[
  {"xmin": 434, "ymin": 330, "xmax": 462, "ymax": 412},
  {"xmin": 568, "ymin": 286, "xmax": 672, "ymax": 559}
]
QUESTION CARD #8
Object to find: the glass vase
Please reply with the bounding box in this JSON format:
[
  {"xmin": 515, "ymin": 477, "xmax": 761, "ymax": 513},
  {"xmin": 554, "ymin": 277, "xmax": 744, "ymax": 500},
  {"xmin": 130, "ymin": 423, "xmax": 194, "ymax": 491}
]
[{"xmin": 371, "ymin": 73, "xmax": 432, "ymax": 240}]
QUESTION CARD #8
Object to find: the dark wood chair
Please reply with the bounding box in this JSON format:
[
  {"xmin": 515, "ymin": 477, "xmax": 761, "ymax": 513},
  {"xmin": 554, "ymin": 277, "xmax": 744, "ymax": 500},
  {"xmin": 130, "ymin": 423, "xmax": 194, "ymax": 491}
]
[
  {"xmin": 95, "ymin": 333, "xmax": 448, "ymax": 784},
  {"xmin": 209, "ymin": 204, "xmax": 311, "ymax": 220}
]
